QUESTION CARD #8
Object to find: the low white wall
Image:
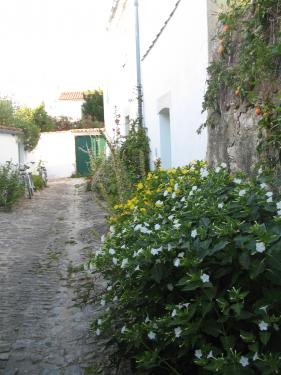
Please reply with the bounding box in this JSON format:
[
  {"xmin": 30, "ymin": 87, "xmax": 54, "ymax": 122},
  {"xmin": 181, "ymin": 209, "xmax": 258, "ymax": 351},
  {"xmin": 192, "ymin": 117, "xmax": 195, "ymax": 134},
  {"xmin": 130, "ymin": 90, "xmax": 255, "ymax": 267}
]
[
  {"xmin": 27, "ymin": 131, "xmax": 76, "ymax": 179},
  {"xmin": 0, "ymin": 133, "xmax": 21, "ymax": 165}
]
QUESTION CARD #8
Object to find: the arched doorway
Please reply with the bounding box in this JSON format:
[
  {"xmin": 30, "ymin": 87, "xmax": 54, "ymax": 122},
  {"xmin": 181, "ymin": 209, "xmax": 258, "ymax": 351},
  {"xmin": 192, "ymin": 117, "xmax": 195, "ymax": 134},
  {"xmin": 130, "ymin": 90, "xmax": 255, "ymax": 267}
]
[{"xmin": 159, "ymin": 108, "xmax": 171, "ymax": 169}]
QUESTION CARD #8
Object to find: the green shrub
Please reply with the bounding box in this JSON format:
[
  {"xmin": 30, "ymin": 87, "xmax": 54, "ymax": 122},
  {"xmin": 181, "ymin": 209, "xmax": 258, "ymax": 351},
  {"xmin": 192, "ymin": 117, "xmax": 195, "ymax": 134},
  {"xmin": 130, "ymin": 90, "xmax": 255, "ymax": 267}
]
[
  {"xmin": 91, "ymin": 162, "xmax": 281, "ymax": 374},
  {"xmin": 32, "ymin": 174, "xmax": 44, "ymax": 191},
  {"xmin": 0, "ymin": 162, "xmax": 24, "ymax": 209}
]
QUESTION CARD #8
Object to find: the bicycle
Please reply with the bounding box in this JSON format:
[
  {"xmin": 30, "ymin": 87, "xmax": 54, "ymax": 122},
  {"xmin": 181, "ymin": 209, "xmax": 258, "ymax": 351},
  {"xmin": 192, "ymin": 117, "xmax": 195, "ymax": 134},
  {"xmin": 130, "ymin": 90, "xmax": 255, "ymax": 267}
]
[
  {"xmin": 19, "ymin": 164, "xmax": 35, "ymax": 199},
  {"xmin": 37, "ymin": 161, "xmax": 48, "ymax": 187}
]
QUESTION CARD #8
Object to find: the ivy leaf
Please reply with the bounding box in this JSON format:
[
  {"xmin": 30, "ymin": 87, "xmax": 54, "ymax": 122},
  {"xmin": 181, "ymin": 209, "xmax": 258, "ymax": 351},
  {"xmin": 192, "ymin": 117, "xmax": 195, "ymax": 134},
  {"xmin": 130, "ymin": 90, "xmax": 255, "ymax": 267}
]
[
  {"xmin": 240, "ymin": 330, "xmax": 255, "ymax": 343},
  {"xmin": 209, "ymin": 240, "xmax": 229, "ymax": 255},
  {"xmin": 239, "ymin": 253, "xmax": 250, "ymax": 270}
]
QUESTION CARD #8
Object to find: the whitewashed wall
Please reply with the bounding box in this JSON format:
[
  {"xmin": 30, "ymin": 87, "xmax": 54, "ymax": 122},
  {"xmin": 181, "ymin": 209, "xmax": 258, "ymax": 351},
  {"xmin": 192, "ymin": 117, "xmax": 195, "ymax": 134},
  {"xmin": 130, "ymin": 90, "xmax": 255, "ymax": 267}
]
[
  {"xmin": 142, "ymin": 0, "xmax": 208, "ymax": 167},
  {"xmin": 26, "ymin": 131, "xmax": 76, "ymax": 179},
  {"xmin": 0, "ymin": 132, "xmax": 24, "ymax": 165},
  {"xmin": 104, "ymin": 0, "xmax": 209, "ymax": 168}
]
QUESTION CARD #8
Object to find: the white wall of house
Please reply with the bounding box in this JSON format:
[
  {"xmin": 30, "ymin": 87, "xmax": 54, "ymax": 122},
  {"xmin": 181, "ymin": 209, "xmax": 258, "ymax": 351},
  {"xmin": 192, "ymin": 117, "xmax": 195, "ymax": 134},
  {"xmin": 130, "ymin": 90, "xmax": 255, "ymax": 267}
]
[
  {"xmin": 104, "ymin": 0, "xmax": 209, "ymax": 168},
  {"xmin": 27, "ymin": 131, "xmax": 76, "ymax": 179},
  {"xmin": 49, "ymin": 99, "xmax": 83, "ymax": 121},
  {"xmin": 26, "ymin": 129, "xmax": 104, "ymax": 179},
  {"xmin": 0, "ymin": 132, "xmax": 25, "ymax": 165},
  {"xmin": 142, "ymin": 0, "xmax": 208, "ymax": 167}
]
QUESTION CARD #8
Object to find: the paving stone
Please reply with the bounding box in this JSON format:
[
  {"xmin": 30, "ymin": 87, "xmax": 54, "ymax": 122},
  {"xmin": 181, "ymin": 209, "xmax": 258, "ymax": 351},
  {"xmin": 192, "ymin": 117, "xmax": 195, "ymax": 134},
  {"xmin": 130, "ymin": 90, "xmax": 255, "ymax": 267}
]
[{"xmin": 0, "ymin": 179, "xmax": 122, "ymax": 374}]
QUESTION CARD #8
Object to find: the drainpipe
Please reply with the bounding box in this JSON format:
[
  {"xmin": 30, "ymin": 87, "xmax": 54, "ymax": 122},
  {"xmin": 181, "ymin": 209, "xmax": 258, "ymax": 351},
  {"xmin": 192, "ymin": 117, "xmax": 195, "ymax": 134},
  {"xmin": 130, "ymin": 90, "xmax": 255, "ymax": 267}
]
[{"xmin": 134, "ymin": 0, "xmax": 143, "ymax": 122}]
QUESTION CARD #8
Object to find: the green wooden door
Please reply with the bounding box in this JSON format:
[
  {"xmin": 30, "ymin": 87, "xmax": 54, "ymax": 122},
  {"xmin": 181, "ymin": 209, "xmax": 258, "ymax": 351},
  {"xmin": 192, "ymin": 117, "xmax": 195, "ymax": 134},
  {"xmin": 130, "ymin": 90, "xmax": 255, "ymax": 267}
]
[{"xmin": 75, "ymin": 135, "xmax": 106, "ymax": 176}]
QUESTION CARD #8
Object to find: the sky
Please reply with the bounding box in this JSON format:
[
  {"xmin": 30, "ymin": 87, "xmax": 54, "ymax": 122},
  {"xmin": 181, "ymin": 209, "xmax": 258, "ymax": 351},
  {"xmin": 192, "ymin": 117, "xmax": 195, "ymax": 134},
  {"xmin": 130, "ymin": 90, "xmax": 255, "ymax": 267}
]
[{"xmin": 0, "ymin": 0, "xmax": 112, "ymax": 111}]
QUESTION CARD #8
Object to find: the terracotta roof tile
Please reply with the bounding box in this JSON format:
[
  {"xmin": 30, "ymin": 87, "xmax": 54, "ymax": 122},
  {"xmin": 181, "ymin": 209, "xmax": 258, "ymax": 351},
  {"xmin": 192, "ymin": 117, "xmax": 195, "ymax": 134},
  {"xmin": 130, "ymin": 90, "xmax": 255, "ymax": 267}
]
[{"xmin": 59, "ymin": 92, "xmax": 84, "ymax": 101}]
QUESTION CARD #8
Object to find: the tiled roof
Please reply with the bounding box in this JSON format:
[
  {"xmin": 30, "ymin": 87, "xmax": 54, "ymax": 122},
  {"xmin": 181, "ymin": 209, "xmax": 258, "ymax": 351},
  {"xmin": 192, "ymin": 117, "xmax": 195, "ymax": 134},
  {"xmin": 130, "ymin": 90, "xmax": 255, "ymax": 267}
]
[
  {"xmin": 58, "ymin": 92, "xmax": 84, "ymax": 101},
  {"xmin": 0, "ymin": 125, "xmax": 23, "ymax": 134}
]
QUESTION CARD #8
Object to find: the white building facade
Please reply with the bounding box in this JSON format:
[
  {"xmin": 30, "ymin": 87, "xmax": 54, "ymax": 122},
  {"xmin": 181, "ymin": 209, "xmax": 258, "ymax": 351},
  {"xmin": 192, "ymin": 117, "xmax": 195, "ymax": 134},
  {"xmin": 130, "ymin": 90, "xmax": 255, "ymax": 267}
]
[
  {"xmin": 104, "ymin": 0, "xmax": 214, "ymax": 168},
  {"xmin": 0, "ymin": 126, "xmax": 26, "ymax": 165}
]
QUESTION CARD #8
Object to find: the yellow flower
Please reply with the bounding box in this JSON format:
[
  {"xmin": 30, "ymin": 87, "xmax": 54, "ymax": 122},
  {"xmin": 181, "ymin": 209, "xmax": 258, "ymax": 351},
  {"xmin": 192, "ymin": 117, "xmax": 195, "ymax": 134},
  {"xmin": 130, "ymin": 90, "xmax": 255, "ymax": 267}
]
[
  {"xmin": 167, "ymin": 186, "xmax": 173, "ymax": 193},
  {"xmin": 145, "ymin": 190, "xmax": 152, "ymax": 195},
  {"xmin": 147, "ymin": 172, "xmax": 153, "ymax": 180},
  {"xmin": 140, "ymin": 208, "xmax": 146, "ymax": 213},
  {"xmin": 137, "ymin": 182, "xmax": 144, "ymax": 190}
]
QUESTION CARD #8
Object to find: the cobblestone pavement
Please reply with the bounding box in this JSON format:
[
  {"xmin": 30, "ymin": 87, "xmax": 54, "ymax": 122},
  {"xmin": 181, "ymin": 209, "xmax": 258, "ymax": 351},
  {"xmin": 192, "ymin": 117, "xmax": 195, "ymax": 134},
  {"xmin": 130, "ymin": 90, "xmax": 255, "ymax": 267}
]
[{"xmin": 0, "ymin": 179, "xmax": 117, "ymax": 375}]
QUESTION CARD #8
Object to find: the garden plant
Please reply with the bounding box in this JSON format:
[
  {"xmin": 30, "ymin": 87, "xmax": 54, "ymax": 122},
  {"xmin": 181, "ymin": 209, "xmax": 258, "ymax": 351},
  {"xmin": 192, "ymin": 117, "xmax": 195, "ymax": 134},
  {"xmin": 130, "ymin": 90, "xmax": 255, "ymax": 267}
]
[
  {"xmin": 90, "ymin": 162, "xmax": 281, "ymax": 374},
  {"xmin": 0, "ymin": 162, "xmax": 24, "ymax": 209}
]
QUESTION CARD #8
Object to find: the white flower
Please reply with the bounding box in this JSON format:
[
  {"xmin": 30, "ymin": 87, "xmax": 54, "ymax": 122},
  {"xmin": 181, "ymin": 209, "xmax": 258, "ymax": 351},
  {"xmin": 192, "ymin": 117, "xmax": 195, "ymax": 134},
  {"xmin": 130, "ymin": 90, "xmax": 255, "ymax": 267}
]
[
  {"xmin": 239, "ymin": 356, "xmax": 249, "ymax": 367},
  {"xmin": 135, "ymin": 265, "xmax": 140, "ymax": 271},
  {"xmin": 200, "ymin": 168, "xmax": 209, "ymax": 178},
  {"xmin": 109, "ymin": 225, "xmax": 115, "ymax": 233},
  {"xmin": 180, "ymin": 197, "xmax": 186, "ymax": 202},
  {"xmin": 174, "ymin": 223, "xmax": 181, "ymax": 229},
  {"xmin": 168, "ymin": 215, "xmax": 174, "ymax": 221},
  {"xmin": 168, "ymin": 243, "xmax": 173, "ymax": 251},
  {"xmin": 113, "ymin": 296, "xmax": 118, "ymax": 302},
  {"xmin": 239, "ymin": 189, "xmax": 246, "ymax": 197},
  {"xmin": 145, "ymin": 315, "xmax": 150, "ymax": 323},
  {"xmin": 215, "ymin": 167, "xmax": 221, "ymax": 173},
  {"xmin": 253, "ymin": 352, "xmax": 259, "ymax": 361},
  {"xmin": 195, "ymin": 349, "xmax": 203, "ymax": 359},
  {"xmin": 183, "ymin": 303, "xmax": 190, "ymax": 309},
  {"xmin": 221, "ymin": 162, "xmax": 227, "ymax": 168},
  {"xmin": 107, "ymin": 285, "xmax": 112, "ymax": 291},
  {"xmin": 101, "ymin": 235, "xmax": 105, "ymax": 242},
  {"xmin": 151, "ymin": 247, "xmax": 162, "ymax": 256},
  {"xmin": 277, "ymin": 201, "xmax": 281, "ymax": 210},
  {"xmin": 174, "ymin": 327, "xmax": 182, "ymax": 338},
  {"xmin": 178, "ymin": 252, "xmax": 184, "ymax": 258},
  {"xmin": 96, "ymin": 328, "xmax": 101, "ymax": 336},
  {"xmin": 137, "ymin": 248, "xmax": 143, "ymax": 255},
  {"xmin": 258, "ymin": 167, "xmax": 263, "ymax": 175},
  {"xmin": 172, "ymin": 192, "xmax": 176, "ymax": 199},
  {"xmin": 259, "ymin": 321, "xmax": 268, "ymax": 331},
  {"xmin": 121, "ymin": 244, "xmax": 126, "ymax": 249},
  {"xmin": 234, "ymin": 178, "xmax": 242, "ymax": 184},
  {"xmin": 134, "ymin": 224, "xmax": 141, "ymax": 231},
  {"xmin": 155, "ymin": 223, "xmax": 161, "ymax": 231},
  {"xmin": 155, "ymin": 200, "xmax": 163, "ymax": 206},
  {"xmin": 121, "ymin": 258, "xmax": 128, "ymax": 268},
  {"xmin": 192, "ymin": 185, "xmax": 198, "ymax": 191},
  {"xmin": 207, "ymin": 351, "xmax": 214, "ymax": 359},
  {"xmin": 189, "ymin": 190, "xmax": 194, "ymax": 197},
  {"xmin": 200, "ymin": 273, "xmax": 210, "ymax": 283},
  {"xmin": 133, "ymin": 251, "xmax": 138, "ymax": 258},
  {"xmin": 95, "ymin": 249, "xmax": 104, "ymax": 256},
  {"xmin": 121, "ymin": 325, "xmax": 127, "ymax": 334},
  {"xmin": 256, "ymin": 241, "xmax": 265, "ymax": 253},
  {"xmin": 109, "ymin": 248, "xmax": 116, "ymax": 255},
  {"xmin": 218, "ymin": 203, "xmax": 224, "ymax": 209},
  {"xmin": 278, "ymin": 210, "xmax": 281, "ymax": 216},
  {"xmin": 173, "ymin": 258, "xmax": 181, "ymax": 267},
  {"xmin": 171, "ymin": 309, "xmax": 177, "ymax": 317},
  {"xmin": 266, "ymin": 192, "xmax": 273, "ymax": 197},
  {"xmin": 148, "ymin": 331, "xmax": 156, "ymax": 340},
  {"xmin": 163, "ymin": 190, "xmax": 169, "ymax": 197},
  {"xmin": 267, "ymin": 197, "xmax": 273, "ymax": 203},
  {"xmin": 140, "ymin": 226, "xmax": 151, "ymax": 234},
  {"xmin": 100, "ymin": 299, "xmax": 106, "ymax": 306},
  {"xmin": 191, "ymin": 229, "xmax": 198, "ymax": 238},
  {"xmin": 97, "ymin": 319, "xmax": 102, "ymax": 325},
  {"xmin": 112, "ymin": 257, "xmax": 118, "ymax": 265},
  {"xmin": 260, "ymin": 183, "xmax": 268, "ymax": 189},
  {"xmin": 174, "ymin": 183, "xmax": 179, "ymax": 191},
  {"xmin": 167, "ymin": 283, "xmax": 174, "ymax": 291}
]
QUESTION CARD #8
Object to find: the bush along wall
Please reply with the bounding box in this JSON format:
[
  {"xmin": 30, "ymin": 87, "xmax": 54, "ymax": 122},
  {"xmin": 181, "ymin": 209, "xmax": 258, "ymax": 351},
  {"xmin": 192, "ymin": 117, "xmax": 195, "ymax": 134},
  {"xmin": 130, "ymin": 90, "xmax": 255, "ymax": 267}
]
[
  {"xmin": 0, "ymin": 162, "xmax": 24, "ymax": 209},
  {"xmin": 203, "ymin": 0, "xmax": 281, "ymax": 175},
  {"xmin": 90, "ymin": 162, "xmax": 281, "ymax": 374}
]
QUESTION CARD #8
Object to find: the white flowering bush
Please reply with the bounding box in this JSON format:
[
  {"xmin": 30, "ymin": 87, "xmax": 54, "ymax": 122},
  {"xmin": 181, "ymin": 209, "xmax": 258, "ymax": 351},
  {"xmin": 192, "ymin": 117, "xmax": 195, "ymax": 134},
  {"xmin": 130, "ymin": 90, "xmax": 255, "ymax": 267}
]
[{"xmin": 90, "ymin": 161, "xmax": 281, "ymax": 374}]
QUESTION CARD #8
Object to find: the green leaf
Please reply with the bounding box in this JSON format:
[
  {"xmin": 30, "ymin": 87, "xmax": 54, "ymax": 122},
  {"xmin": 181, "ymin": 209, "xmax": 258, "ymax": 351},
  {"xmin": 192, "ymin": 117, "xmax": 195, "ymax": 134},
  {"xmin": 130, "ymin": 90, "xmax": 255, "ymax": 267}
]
[
  {"xmin": 239, "ymin": 252, "xmax": 250, "ymax": 270},
  {"xmin": 240, "ymin": 330, "xmax": 255, "ymax": 343},
  {"xmin": 260, "ymin": 331, "xmax": 271, "ymax": 345},
  {"xmin": 209, "ymin": 240, "xmax": 229, "ymax": 255},
  {"xmin": 150, "ymin": 264, "xmax": 164, "ymax": 284}
]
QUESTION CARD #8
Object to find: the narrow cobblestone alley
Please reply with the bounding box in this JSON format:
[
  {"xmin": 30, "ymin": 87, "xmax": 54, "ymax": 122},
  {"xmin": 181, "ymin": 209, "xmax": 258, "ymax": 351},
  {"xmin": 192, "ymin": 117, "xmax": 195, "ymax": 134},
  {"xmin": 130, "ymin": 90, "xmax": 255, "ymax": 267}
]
[{"xmin": 0, "ymin": 179, "xmax": 111, "ymax": 375}]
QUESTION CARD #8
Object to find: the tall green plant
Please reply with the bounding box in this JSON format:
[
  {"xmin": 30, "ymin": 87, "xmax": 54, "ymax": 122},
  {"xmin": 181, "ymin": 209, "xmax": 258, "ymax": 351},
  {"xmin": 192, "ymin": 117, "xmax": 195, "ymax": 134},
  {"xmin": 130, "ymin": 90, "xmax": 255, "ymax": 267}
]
[{"xmin": 0, "ymin": 162, "xmax": 24, "ymax": 209}]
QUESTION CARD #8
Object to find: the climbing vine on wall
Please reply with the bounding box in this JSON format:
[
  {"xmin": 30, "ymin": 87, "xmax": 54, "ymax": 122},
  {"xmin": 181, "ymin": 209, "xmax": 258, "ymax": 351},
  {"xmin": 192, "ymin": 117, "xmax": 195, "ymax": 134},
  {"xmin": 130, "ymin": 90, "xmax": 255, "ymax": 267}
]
[{"xmin": 202, "ymin": 0, "xmax": 281, "ymax": 169}]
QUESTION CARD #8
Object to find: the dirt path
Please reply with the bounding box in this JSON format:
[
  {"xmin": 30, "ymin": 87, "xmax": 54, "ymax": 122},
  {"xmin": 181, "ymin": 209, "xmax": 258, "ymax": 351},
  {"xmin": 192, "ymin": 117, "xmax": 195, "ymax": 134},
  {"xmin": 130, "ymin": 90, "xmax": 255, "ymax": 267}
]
[{"xmin": 0, "ymin": 179, "xmax": 111, "ymax": 375}]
